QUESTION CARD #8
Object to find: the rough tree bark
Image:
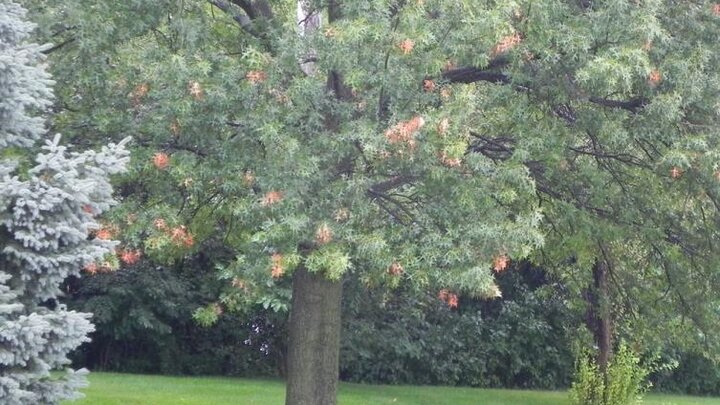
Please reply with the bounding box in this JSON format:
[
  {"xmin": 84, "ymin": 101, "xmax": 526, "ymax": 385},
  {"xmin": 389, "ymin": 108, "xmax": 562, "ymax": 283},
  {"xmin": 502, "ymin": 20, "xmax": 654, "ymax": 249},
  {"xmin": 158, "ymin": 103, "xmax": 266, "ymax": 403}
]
[
  {"xmin": 285, "ymin": 267, "xmax": 343, "ymax": 405},
  {"xmin": 587, "ymin": 258, "xmax": 613, "ymax": 373}
]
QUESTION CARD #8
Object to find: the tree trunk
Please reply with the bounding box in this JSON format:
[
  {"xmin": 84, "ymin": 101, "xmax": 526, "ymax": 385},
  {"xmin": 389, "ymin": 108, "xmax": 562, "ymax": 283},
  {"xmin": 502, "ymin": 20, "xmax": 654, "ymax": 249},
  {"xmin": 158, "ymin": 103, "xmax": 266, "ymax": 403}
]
[
  {"xmin": 586, "ymin": 258, "xmax": 613, "ymax": 373},
  {"xmin": 285, "ymin": 267, "xmax": 342, "ymax": 405}
]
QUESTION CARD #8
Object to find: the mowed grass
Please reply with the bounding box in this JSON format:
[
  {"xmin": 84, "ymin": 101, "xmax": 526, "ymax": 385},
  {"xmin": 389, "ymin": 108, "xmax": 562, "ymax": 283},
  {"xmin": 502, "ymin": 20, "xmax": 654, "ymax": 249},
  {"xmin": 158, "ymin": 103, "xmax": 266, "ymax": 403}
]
[{"xmin": 63, "ymin": 372, "xmax": 720, "ymax": 405}]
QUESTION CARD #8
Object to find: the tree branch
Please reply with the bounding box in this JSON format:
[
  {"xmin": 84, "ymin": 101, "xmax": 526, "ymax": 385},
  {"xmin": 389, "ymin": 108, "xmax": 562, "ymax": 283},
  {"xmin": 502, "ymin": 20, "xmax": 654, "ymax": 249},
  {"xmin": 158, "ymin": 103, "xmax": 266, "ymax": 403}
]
[
  {"xmin": 442, "ymin": 64, "xmax": 649, "ymax": 113},
  {"xmin": 368, "ymin": 175, "xmax": 417, "ymax": 194},
  {"xmin": 568, "ymin": 144, "xmax": 650, "ymax": 169},
  {"xmin": 588, "ymin": 96, "xmax": 648, "ymax": 113},
  {"xmin": 467, "ymin": 133, "xmax": 516, "ymax": 161},
  {"xmin": 230, "ymin": 0, "xmax": 273, "ymax": 19},
  {"xmin": 367, "ymin": 188, "xmax": 414, "ymax": 224},
  {"xmin": 42, "ymin": 38, "xmax": 76, "ymax": 55},
  {"xmin": 208, "ymin": 0, "xmax": 256, "ymax": 35},
  {"xmin": 442, "ymin": 66, "xmax": 510, "ymax": 84},
  {"xmin": 230, "ymin": 0, "xmax": 257, "ymax": 18}
]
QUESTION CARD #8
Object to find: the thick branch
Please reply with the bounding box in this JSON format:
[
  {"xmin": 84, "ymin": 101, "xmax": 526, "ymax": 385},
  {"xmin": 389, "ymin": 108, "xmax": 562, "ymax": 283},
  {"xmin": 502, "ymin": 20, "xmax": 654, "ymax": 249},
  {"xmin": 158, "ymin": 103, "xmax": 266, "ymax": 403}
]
[
  {"xmin": 588, "ymin": 96, "xmax": 648, "ymax": 113},
  {"xmin": 328, "ymin": 0, "xmax": 342, "ymax": 22},
  {"xmin": 442, "ymin": 65, "xmax": 649, "ymax": 113},
  {"xmin": 42, "ymin": 38, "xmax": 76, "ymax": 55},
  {"xmin": 442, "ymin": 67, "xmax": 510, "ymax": 84},
  {"xmin": 230, "ymin": 0, "xmax": 256, "ymax": 18},
  {"xmin": 230, "ymin": 0, "xmax": 273, "ymax": 19},
  {"xmin": 368, "ymin": 175, "xmax": 417, "ymax": 194},
  {"xmin": 297, "ymin": 0, "xmax": 322, "ymax": 76},
  {"xmin": 209, "ymin": 0, "xmax": 256, "ymax": 35}
]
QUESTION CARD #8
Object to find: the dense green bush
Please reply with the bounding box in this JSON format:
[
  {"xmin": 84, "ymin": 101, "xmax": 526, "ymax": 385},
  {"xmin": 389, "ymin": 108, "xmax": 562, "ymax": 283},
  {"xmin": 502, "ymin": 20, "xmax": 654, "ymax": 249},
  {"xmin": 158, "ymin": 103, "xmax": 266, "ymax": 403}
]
[
  {"xmin": 66, "ymin": 258, "xmax": 283, "ymax": 377},
  {"xmin": 340, "ymin": 264, "xmax": 575, "ymax": 389},
  {"xmin": 652, "ymin": 352, "xmax": 720, "ymax": 396}
]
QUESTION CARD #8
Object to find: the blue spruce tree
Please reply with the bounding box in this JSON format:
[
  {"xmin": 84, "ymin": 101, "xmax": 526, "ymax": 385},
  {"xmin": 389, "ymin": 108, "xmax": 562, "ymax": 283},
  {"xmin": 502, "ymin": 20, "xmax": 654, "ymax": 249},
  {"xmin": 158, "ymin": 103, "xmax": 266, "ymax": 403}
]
[{"xmin": 0, "ymin": 2, "xmax": 129, "ymax": 403}]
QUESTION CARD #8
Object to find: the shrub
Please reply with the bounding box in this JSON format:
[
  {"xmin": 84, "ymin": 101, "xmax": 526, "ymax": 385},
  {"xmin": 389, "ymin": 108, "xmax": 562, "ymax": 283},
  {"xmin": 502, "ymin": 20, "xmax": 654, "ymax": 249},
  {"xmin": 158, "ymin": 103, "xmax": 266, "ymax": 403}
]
[{"xmin": 570, "ymin": 343, "xmax": 655, "ymax": 405}]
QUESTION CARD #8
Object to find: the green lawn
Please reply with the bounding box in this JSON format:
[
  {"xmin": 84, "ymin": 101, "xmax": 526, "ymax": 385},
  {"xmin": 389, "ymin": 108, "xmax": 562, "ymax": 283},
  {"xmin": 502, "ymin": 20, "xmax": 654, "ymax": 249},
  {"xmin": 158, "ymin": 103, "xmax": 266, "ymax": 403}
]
[{"xmin": 63, "ymin": 372, "xmax": 720, "ymax": 405}]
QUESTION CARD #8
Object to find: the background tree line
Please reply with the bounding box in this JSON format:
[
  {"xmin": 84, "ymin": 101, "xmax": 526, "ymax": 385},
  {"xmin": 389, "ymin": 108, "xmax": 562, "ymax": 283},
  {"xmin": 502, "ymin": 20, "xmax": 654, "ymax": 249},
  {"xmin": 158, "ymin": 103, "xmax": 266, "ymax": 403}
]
[{"xmin": 64, "ymin": 258, "xmax": 720, "ymax": 395}]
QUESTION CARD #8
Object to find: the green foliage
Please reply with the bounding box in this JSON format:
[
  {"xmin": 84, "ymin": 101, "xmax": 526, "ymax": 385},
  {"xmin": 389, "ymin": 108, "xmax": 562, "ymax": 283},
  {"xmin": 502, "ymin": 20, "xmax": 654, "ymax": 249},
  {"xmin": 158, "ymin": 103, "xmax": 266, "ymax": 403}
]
[
  {"xmin": 23, "ymin": 0, "xmax": 547, "ymax": 323},
  {"xmin": 570, "ymin": 343, "xmax": 657, "ymax": 405},
  {"xmin": 341, "ymin": 264, "xmax": 574, "ymax": 389},
  {"xmin": 66, "ymin": 260, "xmax": 281, "ymax": 377},
  {"xmin": 193, "ymin": 304, "xmax": 221, "ymax": 328},
  {"xmin": 652, "ymin": 352, "xmax": 720, "ymax": 396},
  {"xmin": 305, "ymin": 245, "xmax": 352, "ymax": 281}
]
